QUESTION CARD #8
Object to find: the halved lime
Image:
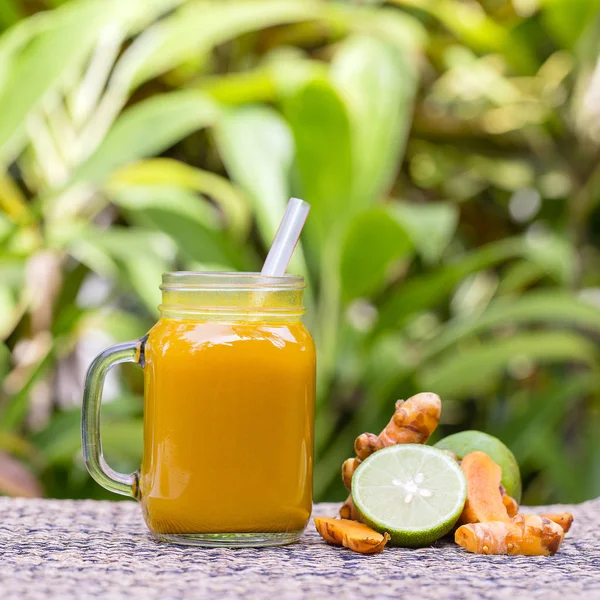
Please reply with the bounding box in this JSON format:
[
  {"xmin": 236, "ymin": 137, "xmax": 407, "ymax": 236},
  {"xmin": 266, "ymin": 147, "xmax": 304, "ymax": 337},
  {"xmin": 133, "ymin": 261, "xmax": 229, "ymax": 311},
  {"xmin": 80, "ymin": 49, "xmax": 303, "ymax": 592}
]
[
  {"xmin": 434, "ymin": 430, "xmax": 522, "ymax": 502},
  {"xmin": 351, "ymin": 444, "xmax": 467, "ymax": 547}
]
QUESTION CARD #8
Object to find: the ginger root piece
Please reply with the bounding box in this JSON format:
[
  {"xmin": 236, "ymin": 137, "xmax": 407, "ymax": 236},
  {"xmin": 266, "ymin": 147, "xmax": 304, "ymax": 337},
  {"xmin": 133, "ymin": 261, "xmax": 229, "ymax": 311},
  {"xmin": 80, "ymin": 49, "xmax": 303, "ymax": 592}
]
[
  {"xmin": 540, "ymin": 513, "xmax": 574, "ymax": 533},
  {"xmin": 455, "ymin": 514, "xmax": 564, "ymax": 556},
  {"xmin": 340, "ymin": 392, "xmax": 442, "ymax": 519},
  {"xmin": 500, "ymin": 485, "xmax": 519, "ymax": 518},
  {"xmin": 459, "ymin": 451, "xmax": 510, "ymax": 525},
  {"xmin": 314, "ymin": 517, "xmax": 390, "ymax": 554}
]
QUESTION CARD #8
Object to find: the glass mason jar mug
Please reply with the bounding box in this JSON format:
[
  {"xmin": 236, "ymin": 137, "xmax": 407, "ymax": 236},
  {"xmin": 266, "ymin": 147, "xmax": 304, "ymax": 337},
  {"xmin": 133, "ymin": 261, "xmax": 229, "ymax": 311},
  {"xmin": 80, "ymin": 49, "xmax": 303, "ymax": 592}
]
[{"xmin": 82, "ymin": 272, "xmax": 316, "ymax": 547}]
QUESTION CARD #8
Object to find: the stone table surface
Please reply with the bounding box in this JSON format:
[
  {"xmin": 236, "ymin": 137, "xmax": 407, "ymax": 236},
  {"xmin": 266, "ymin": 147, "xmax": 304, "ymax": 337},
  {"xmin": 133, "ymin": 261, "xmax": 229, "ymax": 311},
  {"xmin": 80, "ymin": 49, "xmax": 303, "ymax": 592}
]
[{"xmin": 0, "ymin": 497, "xmax": 598, "ymax": 600}]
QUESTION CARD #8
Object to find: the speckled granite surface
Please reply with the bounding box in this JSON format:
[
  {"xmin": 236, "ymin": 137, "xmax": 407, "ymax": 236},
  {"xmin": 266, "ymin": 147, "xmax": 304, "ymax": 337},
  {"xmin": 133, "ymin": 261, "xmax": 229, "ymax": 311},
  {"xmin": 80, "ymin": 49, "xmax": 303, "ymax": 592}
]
[{"xmin": 0, "ymin": 498, "xmax": 597, "ymax": 600}]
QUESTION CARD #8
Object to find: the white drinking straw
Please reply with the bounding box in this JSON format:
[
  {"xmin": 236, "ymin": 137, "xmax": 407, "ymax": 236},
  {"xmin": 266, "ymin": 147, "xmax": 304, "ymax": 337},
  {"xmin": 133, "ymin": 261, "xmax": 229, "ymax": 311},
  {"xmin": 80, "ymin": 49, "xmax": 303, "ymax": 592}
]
[{"xmin": 261, "ymin": 197, "xmax": 310, "ymax": 276}]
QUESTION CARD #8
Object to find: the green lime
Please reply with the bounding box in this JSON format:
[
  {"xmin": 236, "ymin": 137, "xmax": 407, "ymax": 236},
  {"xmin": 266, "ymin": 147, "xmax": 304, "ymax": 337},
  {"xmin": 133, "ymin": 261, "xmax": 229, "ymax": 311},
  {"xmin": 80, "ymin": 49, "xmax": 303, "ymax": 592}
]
[
  {"xmin": 351, "ymin": 444, "xmax": 467, "ymax": 547},
  {"xmin": 434, "ymin": 430, "xmax": 522, "ymax": 502}
]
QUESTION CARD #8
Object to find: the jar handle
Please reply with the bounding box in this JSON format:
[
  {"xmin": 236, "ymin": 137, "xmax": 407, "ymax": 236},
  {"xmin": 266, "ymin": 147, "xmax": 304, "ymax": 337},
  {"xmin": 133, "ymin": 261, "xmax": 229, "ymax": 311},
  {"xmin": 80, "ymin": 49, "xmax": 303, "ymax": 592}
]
[{"xmin": 81, "ymin": 339, "xmax": 143, "ymax": 497}]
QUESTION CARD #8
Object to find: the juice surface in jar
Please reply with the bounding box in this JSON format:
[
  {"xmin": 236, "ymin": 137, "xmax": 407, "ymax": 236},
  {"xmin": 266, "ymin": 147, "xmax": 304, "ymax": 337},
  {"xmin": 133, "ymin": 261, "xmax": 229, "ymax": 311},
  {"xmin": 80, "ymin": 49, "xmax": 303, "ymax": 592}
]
[{"xmin": 139, "ymin": 317, "xmax": 316, "ymax": 534}]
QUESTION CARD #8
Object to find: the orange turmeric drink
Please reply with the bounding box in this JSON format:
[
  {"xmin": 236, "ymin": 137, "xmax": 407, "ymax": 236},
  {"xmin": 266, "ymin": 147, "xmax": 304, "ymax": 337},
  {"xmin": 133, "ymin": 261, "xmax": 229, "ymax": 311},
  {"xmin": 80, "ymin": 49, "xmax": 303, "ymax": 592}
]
[
  {"xmin": 141, "ymin": 318, "xmax": 315, "ymax": 539},
  {"xmin": 82, "ymin": 272, "xmax": 316, "ymax": 547}
]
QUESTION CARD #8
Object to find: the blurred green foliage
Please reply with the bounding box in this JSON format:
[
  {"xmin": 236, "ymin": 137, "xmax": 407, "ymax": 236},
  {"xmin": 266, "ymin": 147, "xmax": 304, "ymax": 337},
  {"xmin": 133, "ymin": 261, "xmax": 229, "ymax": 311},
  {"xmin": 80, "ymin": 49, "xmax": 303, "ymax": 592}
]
[{"xmin": 1, "ymin": 0, "xmax": 600, "ymax": 505}]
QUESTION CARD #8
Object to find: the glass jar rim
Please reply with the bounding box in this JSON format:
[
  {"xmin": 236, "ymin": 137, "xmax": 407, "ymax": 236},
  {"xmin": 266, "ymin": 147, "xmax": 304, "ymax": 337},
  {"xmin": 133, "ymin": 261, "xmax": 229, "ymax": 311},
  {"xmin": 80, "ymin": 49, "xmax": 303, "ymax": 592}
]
[{"xmin": 161, "ymin": 271, "xmax": 305, "ymax": 292}]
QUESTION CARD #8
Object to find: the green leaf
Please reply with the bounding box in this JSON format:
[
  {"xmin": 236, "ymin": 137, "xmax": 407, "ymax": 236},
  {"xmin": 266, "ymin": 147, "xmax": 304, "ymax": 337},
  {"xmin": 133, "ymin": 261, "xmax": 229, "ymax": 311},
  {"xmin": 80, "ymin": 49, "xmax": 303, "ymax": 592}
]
[
  {"xmin": 33, "ymin": 404, "xmax": 142, "ymax": 465},
  {"xmin": 122, "ymin": 254, "xmax": 165, "ymax": 317},
  {"xmin": 114, "ymin": 0, "xmax": 184, "ymax": 37},
  {"xmin": 376, "ymin": 237, "xmax": 527, "ymax": 331},
  {"xmin": 497, "ymin": 260, "xmax": 547, "ymax": 294},
  {"xmin": 0, "ymin": 343, "xmax": 55, "ymax": 431},
  {"xmin": 0, "ymin": 284, "xmax": 17, "ymax": 340},
  {"xmin": 542, "ymin": 0, "xmax": 600, "ymax": 49},
  {"xmin": 284, "ymin": 78, "xmax": 353, "ymax": 240},
  {"xmin": 396, "ymin": 0, "xmax": 537, "ymax": 73},
  {"xmin": 81, "ymin": 310, "xmax": 149, "ymax": 344},
  {"xmin": 109, "ymin": 158, "xmax": 251, "ymax": 239},
  {"xmin": 214, "ymin": 105, "xmax": 312, "ymax": 296},
  {"xmin": 332, "ymin": 5, "xmax": 426, "ymax": 53},
  {"xmin": 524, "ymin": 231, "xmax": 575, "ymax": 285},
  {"xmin": 419, "ymin": 331, "xmax": 599, "ymax": 397},
  {"xmin": 0, "ymin": 172, "xmax": 31, "ymax": 223},
  {"xmin": 0, "ymin": 2, "xmax": 103, "ymax": 163},
  {"xmin": 390, "ymin": 201, "xmax": 458, "ymax": 264},
  {"xmin": 494, "ymin": 373, "xmax": 596, "ymax": 464},
  {"xmin": 31, "ymin": 408, "xmax": 80, "ymax": 464},
  {"xmin": 112, "ymin": 185, "xmax": 253, "ymax": 270},
  {"xmin": 526, "ymin": 433, "xmax": 584, "ymax": 501},
  {"xmin": 64, "ymin": 227, "xmax": 174, "ymax": 315},
  {"xmin": 103, "ymin": 419, "xmax": 144, "ymax": 464},
  {"xmin": 0, "ymin": 341, "xmax": 9, "ymax": 380},
  {"xmin": 0, "ymin": 11, "xmax": 46, "ymax": 94},
  {"xmin": 340, "ymin": 207, "xmax": 413, "ymax": 300},
  {"xmin": 0, "ymin": 212, "xmax": 11, "ymax": 241},
  {"xmin": 214, "ymin": 106, "xmax": 293, "ymax": 245},
  {"xmin": 63, "ymin": 235, "xmax": 121, "ymax": 281},
  {"xmin": 422, "ymin": 291, "xmax": 600, "ymax": 358},
  {"xmin": 131, "ymin": 0, "xmax": 321, "ymax": 86},
  {"xmin": 0, "ymin": 257, "xmax": 26, "ymax": 287},
  {"xmin": 0, "ymin": 0, "xmax": 164, "ymax": 164},
  {"xmin": 68, "ymin": 91, "xmax": 219, "ymax": 188},
  {"xmin": 52, "ymin": 262, "xmax": 89, "ymax": 330},
  {"xmin": 0, "ymin": 1, "xmax": 24, "ymax": 30},
  {"xmin": 112, "ymin": 185, "xmax": 222, "ymax": 229},
  {"xmin": 332, "ymin": 35, "xmax": 417, "ymax": 207}
]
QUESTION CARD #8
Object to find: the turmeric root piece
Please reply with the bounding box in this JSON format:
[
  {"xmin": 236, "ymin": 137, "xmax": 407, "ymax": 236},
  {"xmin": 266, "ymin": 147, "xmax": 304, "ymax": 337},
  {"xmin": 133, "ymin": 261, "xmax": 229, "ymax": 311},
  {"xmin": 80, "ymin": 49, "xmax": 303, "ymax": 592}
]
[
  {"xmin": 314, "ymin": 517, "xmax": 390, "ymax": 554},
  {"xmin": 340, "ymin": 392, "xmax": 442, "ymax": 519},
  {"xmin": 540, "ymin": 513, "xmax": 574, "ymax": 533},
  {"xmin": 339, "ymin": 497, "xmax": 361, "ymax": 521},
  {"xmin": 340, "ymin": 498, "xmax": 357, "ymax": 520},
  {"xmin": 459, "ymin": 451, "xmax": 510, "ymax": 525},
  {"xmin": 342, "ymin": 457, "xmax": 359, "ymax": 491},
  {"xmin": 500, "ymin": 485, "xmax": 519, "ymax": 518},
  {"xmin": 455, "ymin": 514, "xmax": 564, "ymax": 556},
  {"xmin": 355, "ymin": 393, "xmax": 442, "ymax": 460},
  {"xmin": 354, "ymin": 432, "xmax": 385, "ymax": 461}
]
